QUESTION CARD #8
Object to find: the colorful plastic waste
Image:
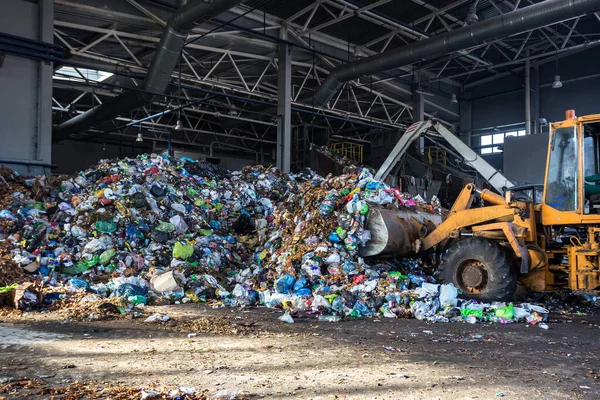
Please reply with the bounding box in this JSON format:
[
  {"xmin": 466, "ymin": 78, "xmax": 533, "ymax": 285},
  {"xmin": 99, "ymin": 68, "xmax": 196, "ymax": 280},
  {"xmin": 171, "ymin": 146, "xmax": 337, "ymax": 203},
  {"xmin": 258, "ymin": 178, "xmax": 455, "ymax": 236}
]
[{"xmin": 0, "ymin": 154, "xmax": 555, "ymax": 325}]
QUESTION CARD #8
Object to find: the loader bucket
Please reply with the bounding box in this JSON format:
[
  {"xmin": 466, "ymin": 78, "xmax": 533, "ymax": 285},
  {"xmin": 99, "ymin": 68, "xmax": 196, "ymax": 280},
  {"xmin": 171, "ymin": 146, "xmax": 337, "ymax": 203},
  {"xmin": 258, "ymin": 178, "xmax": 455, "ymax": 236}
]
[{"xmin": 359, "ymin": 206, "xmax": 443, "ymax": 258}]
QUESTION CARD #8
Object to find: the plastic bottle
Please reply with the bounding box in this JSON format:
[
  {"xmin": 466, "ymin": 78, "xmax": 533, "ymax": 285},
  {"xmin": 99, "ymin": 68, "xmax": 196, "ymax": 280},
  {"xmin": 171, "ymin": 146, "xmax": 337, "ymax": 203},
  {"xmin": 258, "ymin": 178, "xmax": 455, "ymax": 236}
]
[{"xmin": 318, "ymin": 315, "xmax": 341, "ymax": 322}]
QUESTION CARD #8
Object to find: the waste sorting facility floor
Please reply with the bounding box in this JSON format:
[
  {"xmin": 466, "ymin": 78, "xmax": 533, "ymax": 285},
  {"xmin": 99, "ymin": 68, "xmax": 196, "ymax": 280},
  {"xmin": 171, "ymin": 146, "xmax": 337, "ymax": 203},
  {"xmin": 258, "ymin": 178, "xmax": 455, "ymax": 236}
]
[{"xmin": 1, "ymin": 303, "xmax": 599, "ymax": 400}]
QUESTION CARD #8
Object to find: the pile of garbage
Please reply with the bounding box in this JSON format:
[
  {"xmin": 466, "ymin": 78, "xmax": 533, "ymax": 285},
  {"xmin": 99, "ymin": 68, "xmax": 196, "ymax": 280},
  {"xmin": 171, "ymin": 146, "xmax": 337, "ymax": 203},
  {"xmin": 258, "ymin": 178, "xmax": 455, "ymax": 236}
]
[
  {"xmin": 0, "ymin": 154, "xmax": 561, "ymax": 325},
  {"xmin": 0, "ymin": 155, "xmax": 297, "ymax": 310}
]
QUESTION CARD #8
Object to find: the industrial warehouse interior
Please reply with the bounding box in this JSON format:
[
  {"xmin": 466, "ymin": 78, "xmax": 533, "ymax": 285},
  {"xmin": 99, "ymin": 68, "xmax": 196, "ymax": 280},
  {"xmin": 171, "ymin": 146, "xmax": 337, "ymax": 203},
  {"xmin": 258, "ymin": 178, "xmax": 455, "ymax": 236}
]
[{"xmin": 1, "ymin": 0, "xmax": 600, "ymax": 398}]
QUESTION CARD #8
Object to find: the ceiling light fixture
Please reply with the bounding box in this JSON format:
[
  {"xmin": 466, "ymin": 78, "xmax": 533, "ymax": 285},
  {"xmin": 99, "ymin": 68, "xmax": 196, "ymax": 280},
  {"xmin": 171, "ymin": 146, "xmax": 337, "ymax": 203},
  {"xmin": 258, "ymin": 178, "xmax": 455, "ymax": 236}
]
[
  {"xmin": 228, "ymin": 105, "xmax": 239, "ymax": 117},
  {"xmin": 552, "ymin": 34, "xmax": 562, "ymax": 89},
  {"xmin": 552, "ymin": 75, "xmax": 562, "ymax": 89},
  {"xmin": 174, "ymin": 53, "xmax": 185, "ymax": 132},
  {"xmin": 450, "ymin": 93, "xmax": 458, "ymax": 104},
  {"xmin": 552, "ymin": 58, "xmax": 562, "ymax": 89},
  {"xmin": 136, "ymin": 133, "xmax": 144, "ymax": 142},
  {"xmin": 174, "ymin": 120, "xmax": 183, "ymax": 131}
]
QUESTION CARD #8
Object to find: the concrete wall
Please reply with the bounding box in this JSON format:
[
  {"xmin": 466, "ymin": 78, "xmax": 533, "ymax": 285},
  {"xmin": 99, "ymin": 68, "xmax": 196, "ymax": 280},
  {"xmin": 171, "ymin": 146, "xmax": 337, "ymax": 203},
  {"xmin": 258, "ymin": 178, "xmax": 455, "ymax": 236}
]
[
  {"xmin": 0, "ymin": 0, "xmax": 53, "ymax": 176},
  {"xmin": 469, "ymin": 64, "xmax": 600, "ymax": 131},
  {"xmin": 52, "ymin": 140, "xmax": 149, "ymax": 174},
  {"xmin": 539, "ymin": 78, "xmax": 600, "ymax": 122},
  {"xmin": 462, "ymin": 46, "xmax": 600, "ymax": 173}
]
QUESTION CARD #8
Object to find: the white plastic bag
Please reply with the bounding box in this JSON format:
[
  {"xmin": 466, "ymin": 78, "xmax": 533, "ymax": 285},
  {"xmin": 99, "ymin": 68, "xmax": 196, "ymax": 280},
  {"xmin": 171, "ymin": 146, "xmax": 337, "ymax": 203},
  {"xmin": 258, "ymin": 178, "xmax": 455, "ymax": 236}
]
[
  {"xmin": 417, "ymin": 282, "xmax": 440, "ymax": 298},
  {"xmin": 311, "ymin": 294, "xmax": 331, "ymax": 310},
  {"xmin": 439, "ymin": 283, "xmax": 459, "ymax": 307},
  {"xmin": 84, "ymin": 239, "xmax": 106, "ymax": 253},
  {"xmin": 169, "ymin": 215, "xmax": 189, "ymax": 234},
  {"xmin": 278, "ymin": 312, "xmax": 294, "ymax": 323},
  {"xmin": 324, "ymin": 252, "xmax": 341, "ymax": 265}
]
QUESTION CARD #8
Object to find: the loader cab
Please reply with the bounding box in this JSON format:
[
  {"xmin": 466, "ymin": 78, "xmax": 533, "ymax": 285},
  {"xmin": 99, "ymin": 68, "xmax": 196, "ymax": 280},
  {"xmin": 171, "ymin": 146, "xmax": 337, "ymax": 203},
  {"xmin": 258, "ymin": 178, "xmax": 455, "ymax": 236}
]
[{"xmin": 542, "ymin": 110, "xmax": 600, "ymax": 224}]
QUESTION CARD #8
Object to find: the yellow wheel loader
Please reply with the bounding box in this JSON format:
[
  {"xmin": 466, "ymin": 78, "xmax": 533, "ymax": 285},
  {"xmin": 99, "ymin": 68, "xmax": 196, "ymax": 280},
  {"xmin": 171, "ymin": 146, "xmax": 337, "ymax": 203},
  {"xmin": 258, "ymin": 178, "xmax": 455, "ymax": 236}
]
[{"xmin": 362, "ymin": 110, "xmax": 600, "ymax": 301}]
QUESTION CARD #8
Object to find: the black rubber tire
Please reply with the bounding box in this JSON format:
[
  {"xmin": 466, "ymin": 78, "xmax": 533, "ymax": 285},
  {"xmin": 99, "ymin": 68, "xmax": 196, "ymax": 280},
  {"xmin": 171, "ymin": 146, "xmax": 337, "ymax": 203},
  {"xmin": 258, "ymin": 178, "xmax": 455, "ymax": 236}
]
[{"xmin": 440, "ymin": 237, "xmax": 517, "ymax": 302}]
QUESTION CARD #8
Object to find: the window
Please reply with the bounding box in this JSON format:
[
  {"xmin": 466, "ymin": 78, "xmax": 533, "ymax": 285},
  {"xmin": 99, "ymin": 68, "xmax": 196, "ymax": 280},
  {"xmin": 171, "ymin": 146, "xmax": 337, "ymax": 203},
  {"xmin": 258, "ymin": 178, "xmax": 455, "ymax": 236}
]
[
  {"xmin": 53, "ymin": 67, "xmax": 113, "ymax": 83},
  {"xmin": 584, "ymin": 136, "xmax": 595, "ymax": 178},
  {"xmin": 480, "ymin": 130, "xmax": 526, "ymax": 154},
  {"xmin": 545, "ymin": 127, "xmax": 578, "ymax": 212}
]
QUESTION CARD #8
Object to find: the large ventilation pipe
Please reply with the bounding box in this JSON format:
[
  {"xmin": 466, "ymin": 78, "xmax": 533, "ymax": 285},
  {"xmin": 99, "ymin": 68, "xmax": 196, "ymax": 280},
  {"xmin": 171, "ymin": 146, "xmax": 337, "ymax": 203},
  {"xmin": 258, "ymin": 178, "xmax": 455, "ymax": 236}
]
[
  {"xmin": 313, "ymin": 0, "xmax": 600, "ymax": 106},
  {"xmin": 53, "ymin": 0, "xmax": 242, "ymax": 142}
]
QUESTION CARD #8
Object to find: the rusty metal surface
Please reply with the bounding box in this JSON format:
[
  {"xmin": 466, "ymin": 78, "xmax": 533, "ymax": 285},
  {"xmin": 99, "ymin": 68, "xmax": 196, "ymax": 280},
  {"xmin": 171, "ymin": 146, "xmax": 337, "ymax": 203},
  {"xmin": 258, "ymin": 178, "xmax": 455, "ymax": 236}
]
[{"xmin": 359, "ymin": 206, "xmax": 442, "ymax": 258}]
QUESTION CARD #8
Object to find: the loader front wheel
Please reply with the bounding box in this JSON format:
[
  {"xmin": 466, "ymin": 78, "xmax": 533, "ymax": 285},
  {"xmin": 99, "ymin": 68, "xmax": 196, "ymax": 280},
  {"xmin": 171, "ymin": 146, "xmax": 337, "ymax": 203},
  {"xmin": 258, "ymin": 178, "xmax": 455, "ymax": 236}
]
[{"xmin": 440, "ymin": 237, "xmax": 516, "ymax": 302}]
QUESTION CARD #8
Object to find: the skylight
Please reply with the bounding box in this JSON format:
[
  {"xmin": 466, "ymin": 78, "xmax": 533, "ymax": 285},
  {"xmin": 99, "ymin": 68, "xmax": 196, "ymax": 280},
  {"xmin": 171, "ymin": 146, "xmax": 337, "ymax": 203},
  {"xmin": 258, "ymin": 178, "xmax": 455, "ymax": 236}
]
[{"xmin": 53, "ymin": 67, "xmax": 113, "ymax": 83}]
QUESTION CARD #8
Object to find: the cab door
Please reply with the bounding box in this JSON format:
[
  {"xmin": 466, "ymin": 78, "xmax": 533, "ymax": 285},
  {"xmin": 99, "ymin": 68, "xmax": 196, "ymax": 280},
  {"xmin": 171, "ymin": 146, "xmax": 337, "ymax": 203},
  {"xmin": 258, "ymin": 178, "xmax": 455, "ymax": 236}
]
[
  {"xmin": 541, "ymin": 121, "xmax": 583, "ymax": 225},
  {"xmin": 580, "ymin": 117, "xmax": 600, "ymax": 223}
]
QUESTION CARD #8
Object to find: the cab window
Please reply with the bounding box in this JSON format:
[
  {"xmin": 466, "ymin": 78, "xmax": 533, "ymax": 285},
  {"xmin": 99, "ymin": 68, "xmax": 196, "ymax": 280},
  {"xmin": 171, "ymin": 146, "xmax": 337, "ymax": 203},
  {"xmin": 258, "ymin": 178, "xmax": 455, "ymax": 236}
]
[
  {"xmin": 583, "ymin": 122, "xmax": 600, "ymax": 214},
  {"xmin": 545, "ymin": 127, "xmax": 578, "ymax": 211}
]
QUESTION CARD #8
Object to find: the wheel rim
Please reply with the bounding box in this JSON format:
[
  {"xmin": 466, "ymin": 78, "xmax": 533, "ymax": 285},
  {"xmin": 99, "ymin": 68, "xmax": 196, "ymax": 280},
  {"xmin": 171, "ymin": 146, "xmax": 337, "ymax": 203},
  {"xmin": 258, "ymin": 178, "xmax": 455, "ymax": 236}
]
[{"xmin": 455, "ymin": 260, "xmax": 489, "ymax": 294}]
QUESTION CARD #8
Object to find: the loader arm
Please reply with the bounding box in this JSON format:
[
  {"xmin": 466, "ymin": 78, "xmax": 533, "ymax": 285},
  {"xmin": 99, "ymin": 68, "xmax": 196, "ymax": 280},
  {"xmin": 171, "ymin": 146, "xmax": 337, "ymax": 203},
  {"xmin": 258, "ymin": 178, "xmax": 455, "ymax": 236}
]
[{"xmin": 374, "ymin": 120, "xmax": 515, "ymax": 194}]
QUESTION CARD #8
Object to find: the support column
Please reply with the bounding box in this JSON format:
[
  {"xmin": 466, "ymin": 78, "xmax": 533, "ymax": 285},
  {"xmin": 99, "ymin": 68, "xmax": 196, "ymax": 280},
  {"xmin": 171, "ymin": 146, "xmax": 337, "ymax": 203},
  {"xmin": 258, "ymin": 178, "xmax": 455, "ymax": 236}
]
[
  {"xmin": 412, "ymin": 82, "xmax": 425, "ymax": 153},
  {"xmin": 276, "ymin": 28, "xmax": 292, "ymax": 173},
  {"xmin": 524, "ymin": 51, "xmax": 531, "ymax": 135},
  {"xmin": 412, "ymin": 86, "xmax": 424, "ymax": 123},
  {"xmin": 0, "ymin": 0, "xmax": 53, "ymax": 175},
  {"xmin": 459, "ymin": 95, "xmax": 473, "ymax": 147},
  {"xmin": 533, "ymin": 64, "xmax": 540, "ymax": 135},
  {"xmin": 37, "ymin": 0, "xmax": 53, "ymax": 170}
]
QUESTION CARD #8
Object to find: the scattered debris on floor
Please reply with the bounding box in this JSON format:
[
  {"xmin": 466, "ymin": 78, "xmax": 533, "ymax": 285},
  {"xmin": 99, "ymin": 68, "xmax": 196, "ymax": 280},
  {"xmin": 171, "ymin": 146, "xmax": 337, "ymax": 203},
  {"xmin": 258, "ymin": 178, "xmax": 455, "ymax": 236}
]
[{"xmin": 0, "ymin": 377, "xmax": 214, "ymax": 400}]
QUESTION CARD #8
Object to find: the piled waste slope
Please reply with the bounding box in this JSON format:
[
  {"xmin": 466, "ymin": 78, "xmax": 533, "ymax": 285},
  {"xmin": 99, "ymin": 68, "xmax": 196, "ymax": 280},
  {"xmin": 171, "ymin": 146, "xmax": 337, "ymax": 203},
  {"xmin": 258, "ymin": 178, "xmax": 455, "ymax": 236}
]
[{"xmin": 0, "ymin": 155, "xmax": 557, "ymax": 324}]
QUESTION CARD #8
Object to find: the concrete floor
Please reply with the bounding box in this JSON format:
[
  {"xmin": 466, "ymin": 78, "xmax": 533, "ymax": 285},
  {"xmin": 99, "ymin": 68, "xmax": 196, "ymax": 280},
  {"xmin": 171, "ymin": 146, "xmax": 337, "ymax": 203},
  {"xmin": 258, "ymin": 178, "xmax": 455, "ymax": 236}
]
[{"xmin": 1, "ymin": 303, "xmax": 599, "ymax": 399}]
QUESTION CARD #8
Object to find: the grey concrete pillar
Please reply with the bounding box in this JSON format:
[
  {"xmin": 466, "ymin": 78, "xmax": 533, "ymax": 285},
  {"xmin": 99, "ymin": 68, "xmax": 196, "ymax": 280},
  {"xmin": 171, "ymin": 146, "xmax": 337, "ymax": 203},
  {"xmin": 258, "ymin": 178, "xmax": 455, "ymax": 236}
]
[
  {"xmin": 412, "ymin": 83, "xmax": 425, "ymax": 152},
  {"xmin": 412, "ymin": 86, "xmax": 424, "ymax": 123},
  {"xmin": 533, "ymin": 64, "xmax": 540, "ymax": 134},
  {"xmin": 276, "ymin": 28, "xmax": 292, "ymax": 173},
  {"xmin": 0, "ymin": 0, "xmax": 53, "ymax": 175},
  {"xmin": 524, "ymin": 52, "xmax": 531, "ymax": 135},
  {"xmin": 37, "ymin": 0, "xmax": 54, "ymax": 170},
  {"xmin": 459, "ymin": 96, "xmax": 473, "ymax": 147}
]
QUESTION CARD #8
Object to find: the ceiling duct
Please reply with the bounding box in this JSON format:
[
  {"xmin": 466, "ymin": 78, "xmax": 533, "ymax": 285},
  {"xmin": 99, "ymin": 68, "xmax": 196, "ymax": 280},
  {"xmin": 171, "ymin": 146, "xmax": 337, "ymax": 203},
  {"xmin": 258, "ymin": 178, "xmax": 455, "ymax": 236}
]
[
  {"xmin": 312, "ymin": 0, "xmax": 600, "ymax": 107},
  {"xmin": 53, "ymin": 0, "xmax": 243, "ymax": 142}
]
